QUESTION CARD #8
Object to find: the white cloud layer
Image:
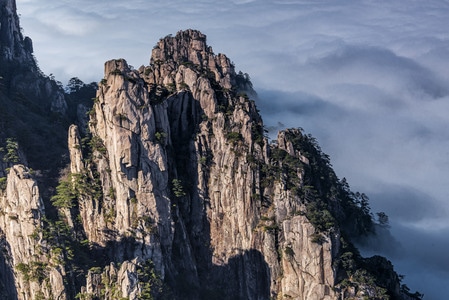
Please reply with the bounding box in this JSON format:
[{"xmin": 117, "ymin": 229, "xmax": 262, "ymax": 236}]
[{"xmin": 16, "ymin": 0, "xmax": 449, "ymax": 298}]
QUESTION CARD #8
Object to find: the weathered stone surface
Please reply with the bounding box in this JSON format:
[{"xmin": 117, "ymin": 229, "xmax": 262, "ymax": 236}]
[
  {"xmin": 68, "ymin": 124, "xmax": 84, "ymax": 174},
  {"xmin": 63, "ymin": 30, "xmax": 337, "ymax": 299},
  {"xmin": 0, "ymin": 0, "xmax": 34, "ymax": 63},
  {"xmin": 0, "ymin": 165, "xmax": 66, "ymax": 300},
  {"xmin": 1, "ymin": 0, "xmax": 68, "ymax": 119}
]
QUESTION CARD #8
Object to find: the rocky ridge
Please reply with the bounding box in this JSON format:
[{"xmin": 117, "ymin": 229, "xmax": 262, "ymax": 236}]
[{"xmin": 0, "ymin": 2, "xmax": 422, "ymax": 298}]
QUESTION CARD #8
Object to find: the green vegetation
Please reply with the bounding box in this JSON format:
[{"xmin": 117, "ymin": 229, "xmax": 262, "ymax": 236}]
[
  {"xmin": 155, "ymin": 131, "xmax": 167, "ymax": 144},
  {"xmin": 310, "ymin": 233, "xmax": 326, "ymax": 244},
  {"xmin": 66, "ymin": 77, "xmax": 85, "ymax": 94},
  {"xmin": 165, "ymin": 83, "xmax": 176, "ymax": 93},
  {"xmin": 1, "ymin": 138, "xmax": 20, "ymax": 163},
  {"xmin": 75, "ymin": 292, "xmax": 94, "ymax": 300},
  {"xmin": 271, "ymin": 129, "xmax": 374, "ymax": 236},
  {"xmin": 305, "ymin": 201, "xmax": 335, "ymax": 232},
  {"xmin": 88, "ymin": 266, "xmax": 102, "ymax": 274},
  {"xmin": 251, "ymin": 123, "xmax": 265, "ymax": 147},
  {"xmin": 179, "ymin": 81, "xmax": 190, "ymax": 91},
  {"xmin": 284, "ymin": 246, "xmax": 294, "ymax": 257},
  {"xmin": 0, "ymin": 177, "xmax": 6, "ymax": 190},
  {"xmin": 235, "ymin": 71, "xmax": 253, "ymax": 90},
  {"xmin": 89, "ymin": 135, "xmax": 107, "ymax": 156},
  {"xmin": 15, "ymin": 261, "xmax": 47, "ymax": 283},
  {"xmin": 253, "ymin": 127, "xmax": 415, "ymax": 297},
  {"xmin": 226, "ymin": 132, "xmax": 243, "ymax": 144},
  {"xmin": 117, "ymin": 113, "xmax": 128, "ymax": 122},
  {"xmin": 172, "ymin": 179, "xmax": 186, "ymax": 198},
  {"xmin": 137, "ymin": 260, "xmax": 165, "ymax": 300},
  {"xmin": 51, "ymin": 175, "xmax": 77, "ymax": 208},
  {"xmin": 199, "ymin": 156, "xmax": 207, "ymax": 165},
  {"xmin": 110, "ymin": 69, "xmax": 122, "ymax": 76},
  {"xmin": 52, "ymin": 171, "xmax": 103, "ymax": 210},
  {"xmin": 262, "ymin": 224, "xmax": 279, "ymax": 233}
]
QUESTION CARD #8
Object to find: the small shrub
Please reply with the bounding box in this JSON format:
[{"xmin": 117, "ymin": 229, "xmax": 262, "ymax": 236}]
[
  {"xmin": 263, "ymin": 224, "xmax": 279, "ymax": 233},
  {"xmin": 165, "ymin": 83, "xmax": 176, "ymax": 93},
  {"xmin": 108, "ymin": 187, "xmax": 115, "ymax": 199},
  {"xmin": 89, "ymin": 267, "xmax": 103, "ymax": 274},
  {"xmin": 16, "ymin": 261, "xmax": 47, "ymax": 283},
  {"xmin": 0, "ymin": 177, "xmax": 6, "ymax": 190},
  {"xmin": 226, "ymin": 132, "xmax": 243, "ymax": 144},
  {"xmin": 284, "ymin": 246, "xmax": 295, "ymax": 257},
  {"xmin": 199, "ymin": 156, "xmax": 207, "ymax": 165},
  {"xmin": 117, "ymin": 113, "xmax": 128, "ymax": 121},
  {"xmin": 172, "ymin": 179, "xmax": 186, "ymax": 198},
  {"xmin": 51, "ymin": 176, "xmax": 76, "ymax": 209},
  {"xmin": 110, "ymin": 69, "xmax": 122, "ymax": 76},
  {"xmin": 310, "ymin": 233, "xmax": 326, "ymax": 244},
  {"xmin": 155, "ymin": 131, "xmax": 166, "ymax": 144},
  {"xmin": 2, "ymin": 138, "xmax": 20, "ymax": 163},
  {"xmin": 179, "ymin": 82, "xmax": 190, "ymax": 90},
  {"xmin": 260, "ymin": 215, "xmax": 273, "ymax": 221}
]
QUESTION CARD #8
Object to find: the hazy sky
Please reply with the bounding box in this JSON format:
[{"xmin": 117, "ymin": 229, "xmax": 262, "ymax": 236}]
[{"xmin": 16, "ymin": 0, "xmax": 449, "ymax": 298}]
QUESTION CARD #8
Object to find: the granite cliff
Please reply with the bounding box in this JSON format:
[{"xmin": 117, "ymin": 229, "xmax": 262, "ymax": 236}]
[{"xmin": 0, "ymin": 1, "xmax": 422, "ymax": 299}]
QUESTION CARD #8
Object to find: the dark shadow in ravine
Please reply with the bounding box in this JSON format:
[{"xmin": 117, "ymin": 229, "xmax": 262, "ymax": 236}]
[{"xmin": 166, "ymin": 90, "xmax": 271, "ymax": 300}]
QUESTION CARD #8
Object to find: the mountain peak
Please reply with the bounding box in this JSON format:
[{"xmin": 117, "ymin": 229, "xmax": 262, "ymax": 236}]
[
  {"xmin": 151, "ymin": 29, "xmax": 211, "ymax": 66},
  {"xmin": 0, "ymin": 0, "xmax": 34, "ymax": 64}
]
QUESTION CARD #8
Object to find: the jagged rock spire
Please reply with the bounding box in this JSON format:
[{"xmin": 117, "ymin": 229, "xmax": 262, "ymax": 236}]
[
  {"xmin": 0, "ymin": 0, "xmax": 34, "ymax": 64},
  {"xmin": 151, "ymin": 29, "xmax": 210, "ymax": 66}
]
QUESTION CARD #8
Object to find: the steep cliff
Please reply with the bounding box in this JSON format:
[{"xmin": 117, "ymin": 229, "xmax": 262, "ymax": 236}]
[
  {"xmin": 0, "ymin": 1, "xmax": 91, "ymax": 298},
  {"xmin": 0, "ymin": 0, "xmax": 71, "ymax": 181},
  {"xmin": 0, "ymin": 165, "xmax": 66, "ymax": 300},
  {"xmin": 0, "ymin": 1, "xmax": 422, "ymax": 298},
  {"xmin": 44, "ymin": 30, "xmax": 418, "ymax": 299}
]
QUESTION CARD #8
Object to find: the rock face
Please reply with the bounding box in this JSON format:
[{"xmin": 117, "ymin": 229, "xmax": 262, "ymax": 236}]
[
  {"xmin": 0, "ymin": 0, "xmax": 34, "ymax": 64},
  {"xmin": 54, "ymin": 30, "xmax": 405, "ymax": 299},
  {"xmin": 0, "ymin": 165, "xmax": 66, "ymax": 300},
  {"xmin": 0, "ymin": 10, "xmax": 421, "ymax": 299},
  {"xmin": 0, "ymin": 0, "xmax": 67, "ymax": 116}
]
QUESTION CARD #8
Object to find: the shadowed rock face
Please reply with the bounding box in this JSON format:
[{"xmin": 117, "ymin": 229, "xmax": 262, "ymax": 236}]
[
  {"xmin": 0, "ymin": 8, "xmax": 418, "ymax": 299},
  {"xmin": 0, "ymin": 0, "xmax": 67, "ymax": 116},
  {"xmin": 0, "ymin": 0, "xmax": 34, "ymax": 64}
]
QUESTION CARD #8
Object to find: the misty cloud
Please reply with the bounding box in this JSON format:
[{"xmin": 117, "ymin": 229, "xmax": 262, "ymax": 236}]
[
  {"xmin": 368, "ymin": 184, "xmax": 446, "ymax": 223},
  {"xmin": 306, "ymin": 45, "xmax": 448, "ymax": 100}
]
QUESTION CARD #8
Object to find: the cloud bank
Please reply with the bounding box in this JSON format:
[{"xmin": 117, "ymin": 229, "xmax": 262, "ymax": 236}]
[{"xmin": 16, "ymin": 0, "xmax": 449, "ymax": 298}]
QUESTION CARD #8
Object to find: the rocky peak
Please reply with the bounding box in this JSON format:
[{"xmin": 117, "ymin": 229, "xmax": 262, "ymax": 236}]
[
  {"xmin": 151, "ymin": 29, "xmax": 210, "ymax": 66},
  {"xmin": 149, "ymin": 29, "xmax": 237, "ymax": 90},
  {"xmin": 0, "ymin": 0, "xmax": 68, "ymax": 117},
  {"xmin": 0, "ymin": 0, "xmax": 34, "ymax": 64}
]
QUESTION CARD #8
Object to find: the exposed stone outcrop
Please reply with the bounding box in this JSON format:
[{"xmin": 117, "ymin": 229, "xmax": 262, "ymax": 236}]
[
  {"xmin": 0, "ymin": 165, "xmax": 66, "ymax": 300},
  {"xmin": 0, "ymin": 0, "xmax": 34, "ymax": 64},
  {"xmin": 0, "ymin": 0, "xmax": 67, "ymax": 116},
  {"xmin": 0, "ymin": 21, "xmax": 420, "ymax": 299},
  {"xmin": 60, "ymin": 30, "xmax": 342, "ymax": 299}
]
